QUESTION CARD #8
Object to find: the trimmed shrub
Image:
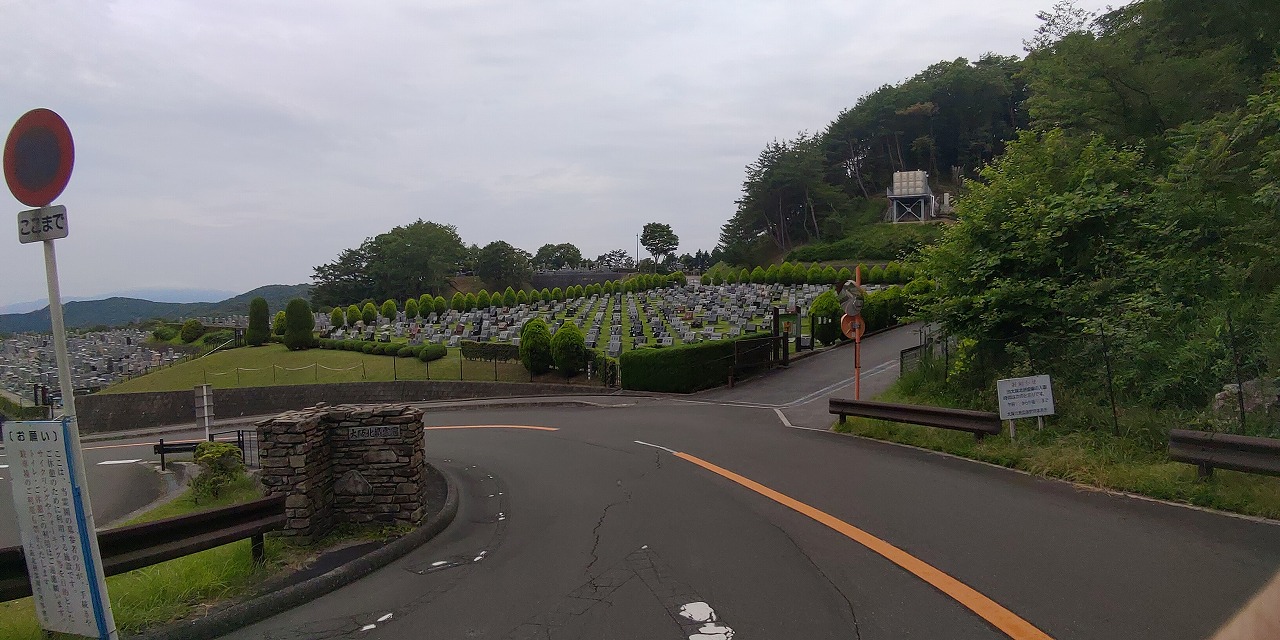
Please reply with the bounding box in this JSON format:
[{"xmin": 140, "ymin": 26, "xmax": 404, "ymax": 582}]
[
  {"xmin": 883, "ymin": 262, "xmax": 902, "ymax": 283},
  {"xmin": 477, "ymin": 290, "xmax": 492, "ymax": 309},
  {"xmin": 738, "ymin": 268, "xmax": 750, "ymax": 283},
  {"xmin": 550, "ymin": 321, "xmax": 587, "ymax": 377},
  {"xmin": 397, "ymin": 346, "xmax": 416, "ymax": 358},
  {"xmin": 540, "ymin": 288, "xmax": 552, "ymax": 301},
  {"xmin": 868, "ymin": 265, "xmax": 885, "ymax": 284},
  {"xmin": 836, "ymin": 266, "xmax": 853, "ymax": 283},
  {"xmin": 405, "ymin": 298, "xmax": 419, "ymax": 319},
  {"xmin": 519, "ymin": 317, "xmax": 554, "ymax": 374},
  {"xmin": 180, "ymin": 319, "xmax": 205, "ymax": 344},
  {"xmin": 552, "ymin": 287, "xmax": 564, "ymax": 301},
  {"xmin": 273, "ymin": 311, "xmax": 287, "ymax": 336},
  {"xmin": 603, "ymin": 281, "xmax": 616, "ymax": 295},
  {"xmin": 283, "ymin": 298, "xmax": 316, "ymax": 350},
  {"xmin": 821, "ymin": 266, "xmax": 838, "ymax": 284},
  {"xmin": 764, "ymin": 264, "xmax": 779, "ymax": 283},
  {"xmin": 516, "ymin": 289, "xmax": 529, "ymax": 305},
  {"xmin": 700, "ymin": 274, "xmax": 711, "ymax": 285},
  {"xmin": 362, "ymin": 302, "xmax": 377, "ymax": 325},
  {"xmin": 461, "ymin": 341, "xmax": 521, "ymax": 362},
  {"xmin": 503, "ymin": 287, "xmax": 518, "ymax": 307},
  {"xmin": 418, "ymin": 343, "xmax": 447, "ymax": 362},
  {"xmin": 810, "ymin": 290, "xmax": 844, "ymax": 346},
  {"xmin": 465, "ymin": 293, "xmax": 478, "ymax": 311},
  {"xmin": 419, "ymin": 294, "xmax": 434, "ymax": 316},
  {"xmin": 619, "ymin": 333, "xmax": 770, "ymax": 393},
  {"xmin": 530, "ymin": 288, "xmax": 543, "ymax": 304},
  {"xmin": 433, "ymin": 296, "xmax": 447, "ymax": 314},
  {"xmin": 450, "ymin": 292, "xmax": 465, "ymax": 311},
  {"xmin": 362, "ymin": 342, "xmax": 377, "ymax": 354},
  {"xmin": 247, "ymin": 297, "xmax": 270, "ymax": 346},
  {"xmin": 190, "ymin": 441, "xmax": 244, "ymax": 501},
  {"xmin": 805, "ymin": 266, "xmax": 822, "ymax": 284},
  {"xmin": 379, "ymin": 300, "xmax": 395, "ymax": 322},
  {"xmin": 329, "ymin": 307, "xmax": 345, "ymax": 329},
  {"xmin": 590, "ymin": 349, "xmax": 620, "ymax": 387},
  {"xmin": 775, "ymin": 263, "xmax": 792, "ymax": 285},
  {"xmin": 346, "ymin": 304, "xmax": 361, "ymax": 328}
]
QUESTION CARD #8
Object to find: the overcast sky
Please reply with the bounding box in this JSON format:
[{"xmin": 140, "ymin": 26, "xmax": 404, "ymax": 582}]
[{"xmin": 0, "ymin": 0, "xmax": 1114, "ymax": 306}]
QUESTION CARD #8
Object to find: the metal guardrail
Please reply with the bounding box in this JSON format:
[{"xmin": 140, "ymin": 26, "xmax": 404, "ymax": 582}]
[
  {"xmin": 1168, "ymin": 429, "xmax": 1280, "ymax": 479},
  {"xmin": 829, "ymin": 398, "xmax": 1001, "ymax": 440},
  {"xmin": 0, "ymin": 495, "xmax": 285, "ymax": 602}
]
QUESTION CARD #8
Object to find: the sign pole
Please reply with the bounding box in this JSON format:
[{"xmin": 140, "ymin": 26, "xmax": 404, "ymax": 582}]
[{"xmin": 854, "ymin": 265, "xmax": 862, "ymax": 400}]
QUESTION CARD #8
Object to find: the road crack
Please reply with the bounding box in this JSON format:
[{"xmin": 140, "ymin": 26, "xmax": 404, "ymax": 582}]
[{"xmin": 768, "ymin": 520, "xmax": 863, "ymax": 639}]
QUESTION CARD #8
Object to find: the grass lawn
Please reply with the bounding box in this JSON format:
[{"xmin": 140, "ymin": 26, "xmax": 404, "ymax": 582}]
[{"xmin": 834, "ymin": 374, "xmax": 1280, "ymax": 520}]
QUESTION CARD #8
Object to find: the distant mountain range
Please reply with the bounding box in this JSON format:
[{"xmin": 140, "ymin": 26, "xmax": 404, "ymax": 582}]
[
  {"xmin": 0, "ymin": 284, "xmax": 312, "ymax": 334},
  {"xmin": 0, "ymin": 287, "xmax": 239, "ymax": 314}
]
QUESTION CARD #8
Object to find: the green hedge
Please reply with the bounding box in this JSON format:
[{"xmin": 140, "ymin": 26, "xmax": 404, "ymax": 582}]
[
  {"xmin": 460, "ymin": 340, "xmax": 520, "ymax": 362},
  {"xmin": 620, "ymin": 332, "xmax": 772, "ymax": 393},
  {"xmin": 419, "ymin": 343, "xmax": 447, "ymax": 362}
]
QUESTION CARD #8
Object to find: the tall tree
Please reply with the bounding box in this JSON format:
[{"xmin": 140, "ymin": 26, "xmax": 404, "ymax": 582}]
[
  {"xmin": 534, "ymin": 243, "xmax": 584, "ymax": 270},
  {"xmin": 477, "ymin": 241, "xmax": 533, "ymax": 290},
  {"xmin": 640, "ymin": 223, "xmax": 679, "ymax": 267},
  {"xmin": 311, "ymin": 219, "xmax": 464, "ymax": 307},
  {"xmin": 596, "ymin": 249, "xmax": 634, "ymax": 271},
  {"xmin": 246, "ymin": 297, "xmax": 270, "ymax": 346}
]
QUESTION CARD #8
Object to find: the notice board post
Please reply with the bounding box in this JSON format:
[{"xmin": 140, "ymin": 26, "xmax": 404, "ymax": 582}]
[{"xmin": 5, "ymin": 108, "xmax": 118, "ymax": 638}]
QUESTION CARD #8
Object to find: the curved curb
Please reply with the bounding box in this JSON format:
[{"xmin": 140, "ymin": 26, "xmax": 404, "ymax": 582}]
[{"xmin": 132, "ymin": 463, "xmax": 462, "ymax": 640}]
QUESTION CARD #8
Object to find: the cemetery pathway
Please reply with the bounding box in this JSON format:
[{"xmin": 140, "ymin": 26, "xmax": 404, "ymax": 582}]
[{"xmin": 218, "ymin": 404, "xmax": 1280, "ymax": 640}]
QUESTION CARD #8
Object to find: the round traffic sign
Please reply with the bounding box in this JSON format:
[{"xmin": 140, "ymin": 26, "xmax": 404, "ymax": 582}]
[{"xmin": 4, "ymin": 108, "xmax": 75, "ymax": 207}]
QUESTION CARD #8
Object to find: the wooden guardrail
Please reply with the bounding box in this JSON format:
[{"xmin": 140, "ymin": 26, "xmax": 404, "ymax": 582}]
[
  {"xmin": 1168, "ymin": 429, "xmax": 1280, "ymax": 479},
  {"xmin": 153, "ymin": 437, "xmax": 201, "ymax": 470},
  {"xmin": 829, "ymin": 398, "xmax": 1001, "ymax": 440},
  {"xmin": 0, "ymin": 494, "xmax": 286, "ymax": 602}
]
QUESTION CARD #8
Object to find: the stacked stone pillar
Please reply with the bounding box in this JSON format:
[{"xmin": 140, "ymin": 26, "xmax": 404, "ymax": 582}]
[{"xmin": 257, "ymin": 403, "xmax": 427, "ymax": 543}]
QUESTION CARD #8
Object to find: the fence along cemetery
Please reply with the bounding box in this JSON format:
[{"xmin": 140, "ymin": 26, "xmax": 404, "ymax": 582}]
[{"xmin": 318, "ymin": 281, "xmax": 836, "ymax": 360}]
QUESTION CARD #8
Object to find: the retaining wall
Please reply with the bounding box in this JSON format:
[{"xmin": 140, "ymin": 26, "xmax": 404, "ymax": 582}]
[{"xmin": 77, "ymin": 380, "xmax": 605, "ymax": 434}]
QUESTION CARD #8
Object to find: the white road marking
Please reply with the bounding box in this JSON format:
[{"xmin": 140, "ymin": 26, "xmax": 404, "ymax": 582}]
[
  {"xmin": 680, "ymin": 602, "xmax": 734, "ymax": 639},
  {"xmin": 772, "ymin": 409, "xmax": 794, "ymax": 428},
  {"xmin": 377, "ymin": 613, "xmax": 393, "ymax": 623},
  {"xmin": 0, "ymin": 464, "xmax": 8, "ymax": 469},
  {"xmin": 690, "ymin": 623, "xmax": 735, "ymax": 639},
  {"xmin": 680, "ymin": 602, "xmax": 717, "ymax": 622},
  {"xmin": 97, "ymin": 459, "xmax": 141, "ymax": 466},
  {"xmin": 781, "ymin": 360, "xmax": 897, "ymax": 407},
  {"xmin": 634, "ymin": 440, "xmax": 676, "ymax": 455},
  {"xmin": 430, "ymin": 560, "xmax": 448, "ymax": 567},
  {"xmin": 472, "ymin": 550, "xmax": 487, "ymax": 562},
  {"xmin": 359, "ymin": 624, "xmax": 376, "ymax": 632}
]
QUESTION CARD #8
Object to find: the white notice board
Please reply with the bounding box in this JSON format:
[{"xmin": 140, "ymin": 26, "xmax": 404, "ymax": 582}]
[
  {"xmin": 4, "ymin": 420, "xmax": 111, "ymax": 638},
  {"xmin": 996, "ymin": 375, "xmax": 1055, "ymax": 420}
]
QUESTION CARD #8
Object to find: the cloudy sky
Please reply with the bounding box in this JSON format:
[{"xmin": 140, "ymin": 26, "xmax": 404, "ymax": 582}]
[{"xmin": 0, "ymin": 0, "xmax": 1113, "ymax": 307}]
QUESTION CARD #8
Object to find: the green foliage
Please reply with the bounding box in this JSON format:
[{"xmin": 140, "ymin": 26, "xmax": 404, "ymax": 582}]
[
  {"xmin": 190, "ymin": 441, "xmax": 244, "ymax": 501},
  {"xmin": 883, "ymin": 262, "xmax": 902, "ymax": 283},
  {"xmin": 700, "ymin": 274, "xmax": 711, "ymax": 285},
  {"xmin": 464, "ymin": 293, "xmax": 478, "ymax": 311},
  {"xmin": 380, "ymin": 299, "xmax": 397, "ymax": 322},
  {"xmin": 311, "ymin": 219, "xmax": 464, "ymax": 308},
  {"xmin": 810, "ymin": 291, "xmax": 844, "ymax": 346},
  {"xmin": 461, "ymin": 341, "xmax": 520, "ymax": 362},
  {"xmin": 329, "ymin": 307, "xmax": 344, "ymax": 329},
  {"xmin": 836, "ymin": 266, "xmax": 852, "ymax": 283},
  {"xmin": 516, "ymin": 289, "xmax": 529, "ymax": 305},
  {"xmin": 519, "ymin": 317, "xmax": 554, "ymax": 374},
  {"xmin": 738, "ymin": 268, "xmax": 750, "ymax": 283},
  {"xmin": 449, "ymin": 292, "xmax": 464, "ymax": 311},
  {"xmin": 748, "ymin": 266, "xmax": 765, "ymax": 283},
  {"xmin": 397, "ymin": 346, "xmax": 416, "ymax": 358},
  {"xmin": 418, "ymin": 294, "xmax": 434, "ymax": 316},
  {"xmin": 603, "ymin": 281, "xmax": 616, "ymax": 295},
  {"xmin": 868, "ymin": 265, "xmax": 884, "ymax": 284},
  {"xmin": 272, "ymin": 311, "xmax": 287, "ymax": 336},
  {"xmin": 620, "ymin": 334, "xmax": 770, "ymax": 393},
  {"xmin": 151, "ymin": 325, "xmax": 178, "ymax": 342},
  {"xmin": 640, "ymin": 222, "xmax": 680, "ymax": 264},
  {"xmin": 478, "ymin": 240, "xmax": 533, "ymax": 290},
  {"xmin": 434, "ymin": 296, "xmax": 447, "ymax": 314},
  {"xmin": 550, "ymin": 321, "xmax": 587, "ymax": 377},
  {"xmin": 361, "ymin": 302, "xmax": 377, "ymax": 325},
  {"xmin": 418, "ymin": 343, "xmax": 447, "ymax": 362},
  {"xmin": 503, "ymin": 287, "xmax": 517, "ymax": 307},
  {"xmin": 476, "ymin": 290, "xmax": 492, "ymax": 309},
  {"xmin": 283, "ymin": 298, "xmax": 316, "ymax": 350},
  {"xmin": 820, "ymin": 266, "xmax": 838, "ymax": 284},
  {"xmin": 787, "ymin": 222, "xmax": 945, "ymax": 263},
  {"xmin": 361, "ymin": 342, "xmax": 376, "ymax": 354},
  {"xmin": 247, "ymin": 297, "xmax": 270, "ymax": 346},
  {"xmin": 552, "ymin": 287, "xmax": 564, "ymax": 301},
  {"xmin": 534, "ymin": 242, "xmax": 584, "ymax": 269},
  {"xmin": 345, "ymin": 304, "xmax": 361, "ymax": 327},
  {"xmin": 405, "ymin": 298, "xmax": 419, "ymax": 318},
  {"xmin": 180, "ymin": 319, "xmax": 205, "ymax": 344}
]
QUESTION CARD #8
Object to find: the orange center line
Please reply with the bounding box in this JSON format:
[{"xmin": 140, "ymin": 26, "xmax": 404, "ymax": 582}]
[
  {"xmin": 424, "ymin": 425, "xmax": 559, "ymax": 431},
  {"xmin": 673, "ymin": 450, "xmax": 1055, "ymax": 640}
]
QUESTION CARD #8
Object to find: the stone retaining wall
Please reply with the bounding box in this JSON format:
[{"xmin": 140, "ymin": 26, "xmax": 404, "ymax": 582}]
[
  {"xmin": 78, "ymin": 380, "xmax": 603, "ymax": 434},
  {"xmin": 257, "ymin": 404, "xmax": 426, "ymax": 543}
]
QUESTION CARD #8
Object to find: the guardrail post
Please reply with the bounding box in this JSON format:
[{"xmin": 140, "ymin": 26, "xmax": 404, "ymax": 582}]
[
  {"xmin": 158, "ymin": 438, "xmax": 167, "ymax": 471},
  {"xmin": 782, "ymin": 332, "xmax": 789, "ymax": 366}
]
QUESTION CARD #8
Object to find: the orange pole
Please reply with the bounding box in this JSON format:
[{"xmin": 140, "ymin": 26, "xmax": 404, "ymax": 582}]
[{"xmin": 854, "ymin": 265, "xmax": 862, "ymax": 399}]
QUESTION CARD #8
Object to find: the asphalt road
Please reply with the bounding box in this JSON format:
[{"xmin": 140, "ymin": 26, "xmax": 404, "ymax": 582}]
[
  {"xmin": 0, "ymin": 429, "xmax": 192, "ymax": 547},
  {"xmin": 213, "ymin": 325, "xmax": 1280, "ymax": 640}
]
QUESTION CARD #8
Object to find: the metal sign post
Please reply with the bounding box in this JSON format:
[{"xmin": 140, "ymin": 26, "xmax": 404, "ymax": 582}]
[{"xmin": 5, "ymin": 108, "xmax": 118, "ymax": 639}]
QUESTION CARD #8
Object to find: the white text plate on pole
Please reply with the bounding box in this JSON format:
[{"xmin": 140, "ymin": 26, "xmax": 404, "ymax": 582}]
[
  {"xmin": 996, "ymin": 375, "xmax": 1055, "ymax": 420},
  {"xmin": 3, "ymin": 420, "xmax": 105, "ymax": 637},
  {"xmin": 17, "ymin": 205, "xmax": 68, "ymax": 243}
]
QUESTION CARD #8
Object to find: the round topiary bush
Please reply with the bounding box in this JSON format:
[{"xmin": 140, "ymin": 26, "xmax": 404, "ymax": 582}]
[
  {"xmin": 810, "ymin": 290, "xmax": 844, "ymax": 346},
  {"xmin": 283, "ymin": 298, "xmax": 316, "ymax": 350},
  {"xmin": 247, "ymin": 297, "xmax": 270, "ymax": 346},
  {"xmin": 346, "ymin": 304, "xmax": 361, "ymax": 328},
  {"xmin": 419, "ymin": 343, "xmax": 447, "ymax": 362},
  {"xmin": 550, "ymin": 321, "xmax": 587, "ymax": 377},
  {"xmin": 519, "ymin": 317, "xmax": 554, "ymax": 374},
  {"xmin": 397, "ymin": 346, "xmax": 416, "ymax": 357},
  {"xmin": 362, "ymin": 342, "xmax": 376, "ymax": 354}
]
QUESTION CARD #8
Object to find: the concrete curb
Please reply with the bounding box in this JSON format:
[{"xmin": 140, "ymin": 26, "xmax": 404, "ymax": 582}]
[{"xmin": 131, "ymin": 463, "xmax": 462, "ymax": 640}]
